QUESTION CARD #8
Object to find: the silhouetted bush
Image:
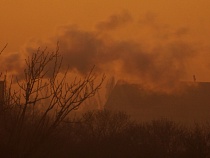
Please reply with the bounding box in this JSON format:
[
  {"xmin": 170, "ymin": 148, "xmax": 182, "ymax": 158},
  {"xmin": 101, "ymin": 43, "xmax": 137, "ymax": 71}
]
[{"xmin": 2, "ymin": 108, "xmax": 210, "ymax": 157}]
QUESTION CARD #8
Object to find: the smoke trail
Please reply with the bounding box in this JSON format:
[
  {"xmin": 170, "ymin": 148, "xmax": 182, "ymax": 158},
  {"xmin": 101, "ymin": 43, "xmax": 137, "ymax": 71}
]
[
  {"xmin": 96, "ymin": 11, "xmax": 133, "ymax": 31},
  {"xmin": 3, "ymin": 12, "xmax": 199, "ymax": 92}
]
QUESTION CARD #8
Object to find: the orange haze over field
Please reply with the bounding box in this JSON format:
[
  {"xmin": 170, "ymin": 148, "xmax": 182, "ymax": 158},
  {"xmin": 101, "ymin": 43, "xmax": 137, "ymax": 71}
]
[{"xmin": 1, "ymin": 0, "xmax": 210, "ymax": 88}]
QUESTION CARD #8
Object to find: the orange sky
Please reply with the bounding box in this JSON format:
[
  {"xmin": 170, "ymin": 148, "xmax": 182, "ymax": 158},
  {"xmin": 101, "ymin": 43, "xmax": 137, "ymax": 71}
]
[
  {"xmin": 1, "ymin": 0, "xmax": 210, "ymax": 82},
  {"xmin": 1, "ymin": 0, "xmax": 210, "ymax": 49}
]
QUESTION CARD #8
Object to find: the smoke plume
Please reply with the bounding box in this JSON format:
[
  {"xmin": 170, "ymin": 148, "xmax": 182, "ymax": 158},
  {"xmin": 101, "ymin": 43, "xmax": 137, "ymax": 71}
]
[
  {"xmin": 96, "ymin": 11, "xmax": 132, "ymax": 31},
  {"xmin": 2, "ymin": 12, "xmax": 200, "ymax": 92}
]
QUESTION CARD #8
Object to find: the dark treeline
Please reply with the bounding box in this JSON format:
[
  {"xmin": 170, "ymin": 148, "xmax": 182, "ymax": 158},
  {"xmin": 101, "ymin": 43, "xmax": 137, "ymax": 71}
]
[
  {"xmin": 1, "ymin": 45, "xmax": 210, "ymax": 158},
  {"xmin": 1, "ymin": 109, "xmax": 210, "ymax": 158}
]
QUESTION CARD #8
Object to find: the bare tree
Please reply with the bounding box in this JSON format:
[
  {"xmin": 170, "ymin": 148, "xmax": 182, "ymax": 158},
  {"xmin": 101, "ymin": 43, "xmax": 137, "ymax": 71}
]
[{"xmin": 6, "ymin": 43, "xmax": 105, "ymax": 157}]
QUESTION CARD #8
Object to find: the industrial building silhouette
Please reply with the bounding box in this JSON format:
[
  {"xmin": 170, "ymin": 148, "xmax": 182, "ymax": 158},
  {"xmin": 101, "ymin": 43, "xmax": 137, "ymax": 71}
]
[{"xmin": 105, "ymin": 81, "xmax": 210, "ymax": 123}]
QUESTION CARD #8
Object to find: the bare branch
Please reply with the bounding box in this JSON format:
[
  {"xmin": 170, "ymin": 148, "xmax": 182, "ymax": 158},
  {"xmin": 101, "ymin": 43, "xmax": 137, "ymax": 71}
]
[
  {"xmin": 0, "ymin": 43, "xmax": 8, "ymax": 55},
  {"xmin": 6, "ymin": 43, "xmax": 105, "ymax": 156}
]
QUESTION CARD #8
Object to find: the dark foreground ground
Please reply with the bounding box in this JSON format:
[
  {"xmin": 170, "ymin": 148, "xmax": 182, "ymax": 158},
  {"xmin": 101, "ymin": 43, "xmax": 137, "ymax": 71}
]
[{"xmin": 1, "ymin": 110, "xmax": 210, "ymax": 158}]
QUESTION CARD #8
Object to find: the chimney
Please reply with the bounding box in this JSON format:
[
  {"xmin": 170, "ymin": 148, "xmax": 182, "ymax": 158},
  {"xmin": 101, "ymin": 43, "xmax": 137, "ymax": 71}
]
[{"xmin": 193, "ymin": 75, "xmax": 196, "ymax": 82}]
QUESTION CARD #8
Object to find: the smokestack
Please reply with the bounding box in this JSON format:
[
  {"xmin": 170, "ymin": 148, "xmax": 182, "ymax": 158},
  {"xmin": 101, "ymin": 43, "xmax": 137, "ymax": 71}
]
[
  {"xmin": 193, "ymin": 75, "xmax": 196, "ymax": 82},
  {"xmin": 0, "ymin": 81, "xmax": 5, "ymax": 108}
]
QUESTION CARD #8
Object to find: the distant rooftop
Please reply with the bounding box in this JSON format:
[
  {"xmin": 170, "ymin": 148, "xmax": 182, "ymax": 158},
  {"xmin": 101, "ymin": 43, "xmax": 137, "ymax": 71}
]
[{"xmin": 105, "ymin": 81, "xmax": 210, "ymax": 124}]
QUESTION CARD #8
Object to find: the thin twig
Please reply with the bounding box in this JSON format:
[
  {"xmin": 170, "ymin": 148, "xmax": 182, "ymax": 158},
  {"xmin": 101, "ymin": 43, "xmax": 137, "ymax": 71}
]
[{"xmin": 0, "ymin": 43, "xmax": 8, "ymax": 55}]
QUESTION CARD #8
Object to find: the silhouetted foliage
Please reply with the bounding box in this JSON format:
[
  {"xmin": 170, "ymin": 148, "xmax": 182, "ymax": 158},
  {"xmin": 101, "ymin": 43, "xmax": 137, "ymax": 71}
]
[
  {"xmin": 1, "ymin": 44, "xmax": 210, "ymax": 157},
  {"xmin": 1, "ymin": 107, "xmax": 210, "ymax": 157}
]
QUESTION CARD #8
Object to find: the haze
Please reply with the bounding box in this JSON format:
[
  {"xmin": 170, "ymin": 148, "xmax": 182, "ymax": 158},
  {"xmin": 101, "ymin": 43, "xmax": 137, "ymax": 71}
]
[
  {"xmin": 2, "ymin": 1, "xmax": 210, "ymax": 157},
  {"xmin": 1, "ymin": 0, "xmax": 210, "ymax": 84}
]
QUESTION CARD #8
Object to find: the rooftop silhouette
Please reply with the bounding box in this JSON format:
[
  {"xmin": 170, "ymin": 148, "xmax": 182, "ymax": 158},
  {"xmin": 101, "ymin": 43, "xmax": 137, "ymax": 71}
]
[{"xmin": 105, "ymin": 81, "xmax": 210, "ymax": 123}]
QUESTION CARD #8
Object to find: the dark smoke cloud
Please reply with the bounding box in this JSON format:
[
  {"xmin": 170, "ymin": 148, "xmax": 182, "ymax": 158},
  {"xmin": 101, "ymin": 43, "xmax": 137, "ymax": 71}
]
[
  {"xmin": 138, "ymin": 12, "xmax": 190, "ymax": 40},
  {"xmin": 139, "ymin": 12, "xmax": 163, "ymax": 30},
  {"xmin": 175, "ymin": 27, "xmax": 189, "ymax": 37},
  {"xmin": 58, "ymin": 27, "xmax": 104, "ymax": 74},
  {"xmin": 96, "ymin": 11, "xmax": 133, "ymax": 31},
  {"xmin": 0, "ymin": 52, "xmax": 23, "ymax": 77},
  {"xmin": 9, "ymin": 12, "xmax": 198, "ymax": 91}
]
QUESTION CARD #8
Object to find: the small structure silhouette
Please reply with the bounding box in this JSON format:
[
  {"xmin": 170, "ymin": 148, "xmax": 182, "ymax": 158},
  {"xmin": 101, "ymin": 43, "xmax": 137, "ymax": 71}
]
[{"xmin": 193, "ymin": 75, "xmax": 196, "ymax": 82}]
